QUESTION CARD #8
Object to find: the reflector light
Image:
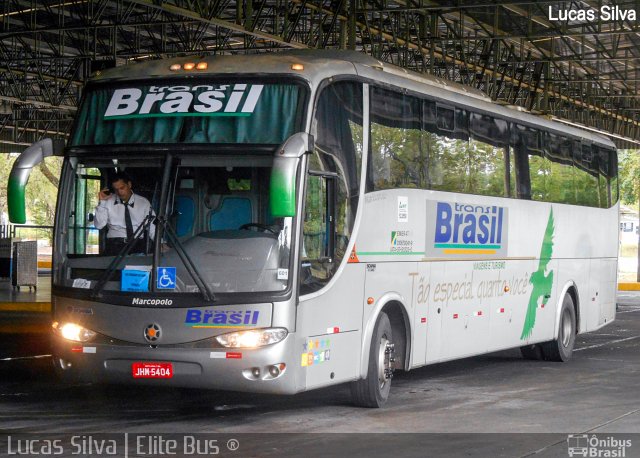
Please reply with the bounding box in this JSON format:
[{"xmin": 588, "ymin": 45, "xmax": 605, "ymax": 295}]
[{"xmin": 183, "ymin": 62, "xmax": 196, "ymax": 70}]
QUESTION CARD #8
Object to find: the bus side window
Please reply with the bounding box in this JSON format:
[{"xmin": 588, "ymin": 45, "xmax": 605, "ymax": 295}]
[
  {"xmin": 468, "ymin": 112, "xmax": 509, "ymax": 198},
  {"xmin": 369, "ymin": 86, "xmax": 423, "ymax": 191},
  {"xmin": 539, "ymin": 133, "xmax": 574, "ymax": 205},
  {"xmin": 304, "ymin": 80, "xmax": 363, "ymax": 295},
  {"xmin": 574, "ymin": 141, "xmax": 600, "ymax": 207},
  {"xmin": 511, "ymin": 124, "xmax": 534, "ymax": 200},
  {"xmin": 606, "ymin": 147, "xmax": 618, "ymax": 206}
]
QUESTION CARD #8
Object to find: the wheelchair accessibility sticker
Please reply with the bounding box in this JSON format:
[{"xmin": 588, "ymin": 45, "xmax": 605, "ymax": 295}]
[{"xmin": 157, "ymin": 267, "xmax": 176, "ymax": 290}]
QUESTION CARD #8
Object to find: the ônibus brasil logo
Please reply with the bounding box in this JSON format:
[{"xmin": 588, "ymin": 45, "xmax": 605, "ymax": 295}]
[
  {"xmin": 426, "ymin": 201, "xmax": 508, "ymax": 258},
  {"xmin": 104, "ymin": 84, "xmax": 264, "ymax": 120}
]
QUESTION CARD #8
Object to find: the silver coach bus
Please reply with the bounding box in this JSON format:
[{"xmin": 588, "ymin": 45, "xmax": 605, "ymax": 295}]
[{"xmin": 9, "ymin": 51, "xmax": 618, "ymax": 407}]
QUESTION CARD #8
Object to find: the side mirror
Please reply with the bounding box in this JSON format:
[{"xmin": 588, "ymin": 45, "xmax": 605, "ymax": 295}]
[
  {"xmin": 270, "ymin": 132, "xmax": 313, "ymax": 218},
  {"xmin": 8, "ymin": 138, "xmax": 65, "ymax": 224}
]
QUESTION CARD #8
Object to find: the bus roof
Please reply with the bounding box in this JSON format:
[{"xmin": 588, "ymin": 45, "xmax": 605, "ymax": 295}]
[{"xmin": 90, "ymin": 50, "xmax": 615, "ymax": 149}]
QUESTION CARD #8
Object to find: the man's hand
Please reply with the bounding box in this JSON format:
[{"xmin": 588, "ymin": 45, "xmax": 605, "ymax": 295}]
[{"xmin": 98, "ymin": 188, "xmax": 111, "ymax": 201}]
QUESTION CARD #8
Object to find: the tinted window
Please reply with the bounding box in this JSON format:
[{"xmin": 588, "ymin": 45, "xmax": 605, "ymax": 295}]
[
  {"xmin": 573, "ymin": 142, "xmax": 600, "ymax": 207},
  {"xmin": 369, "ymin": 88, "xmax": 508, "ymax": 197},
  {"xmin": 365, "ymin": 87, "xmax": 617, "ymax": 208},
  {"xmin": 513, "ymin": 128, "xmax": 617, "ymax": 208},
  {"xmin": 302, "ymin": 81, "xmax": 363, "ymax": 294},
  {"xmin": 369, "ymin": 87, "xmax": 423, "ymax": 190}
]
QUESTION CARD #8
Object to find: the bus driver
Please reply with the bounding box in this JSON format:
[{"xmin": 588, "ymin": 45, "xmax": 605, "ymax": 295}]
[{"xmin": 94, "ymin": 172, "xmax": 155, "ymax": 255}]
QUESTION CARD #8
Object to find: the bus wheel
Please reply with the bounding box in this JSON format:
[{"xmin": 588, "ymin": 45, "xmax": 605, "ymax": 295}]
[
  {"xmin": 542, "ymin": 294, "xmax": 576, "ymax": 362},
  {"xmin": 519, "ymin": 344, "xmax": 544, "ymax": 360},
  {"xmin": 350, "ymin": 312, "xmax": 395, "ymax": 408}
]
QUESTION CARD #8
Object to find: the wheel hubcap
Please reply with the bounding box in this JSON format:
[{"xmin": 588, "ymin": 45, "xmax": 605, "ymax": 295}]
[
  {"xmin": 561, "ymin": 308, "xmax": 572, "ymax": 347},
  {"xmin": 377, "ymin": 337, "xmax": 395, "ymax": 388}
]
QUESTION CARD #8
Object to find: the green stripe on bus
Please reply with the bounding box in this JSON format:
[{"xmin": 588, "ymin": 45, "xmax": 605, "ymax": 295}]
[
  {"xmin": 434, "ymin": 243, "xmax": 501, "ymax": 249},
  {"xmin": 104, "ymin": 112, "xmax": 252, "ymax": 120}
]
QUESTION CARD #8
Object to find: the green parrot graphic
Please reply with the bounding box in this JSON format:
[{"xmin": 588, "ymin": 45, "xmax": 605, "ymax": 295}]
[{"xmin": 520, "ymin": 209, "xmax": 555, "ymax": 340}]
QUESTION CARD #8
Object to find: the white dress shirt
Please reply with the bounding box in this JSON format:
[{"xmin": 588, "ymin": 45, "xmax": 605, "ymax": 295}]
[{"xmin": 94, "ymin": 193, "xmax": 156, "ymax": 240}]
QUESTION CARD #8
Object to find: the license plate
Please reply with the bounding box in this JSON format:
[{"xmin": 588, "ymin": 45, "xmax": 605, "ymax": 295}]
[{"xmin": 132, "ymin": 362, "xmax": 173, "ymax": 379}]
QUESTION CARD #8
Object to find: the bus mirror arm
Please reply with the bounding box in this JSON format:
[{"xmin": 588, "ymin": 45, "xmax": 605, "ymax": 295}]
[
  {"xmin": 276, "ymin": 132, "xmax": 313, "ymax": 159},
  {"xmin": 8, "ymin": 138, "xmax": 65, "ymax": 224}
]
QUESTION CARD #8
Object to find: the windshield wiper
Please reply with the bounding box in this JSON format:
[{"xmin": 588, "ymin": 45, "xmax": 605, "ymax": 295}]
[
  {"xmin": 92, "ymin": 151, "xmax": 215, "ymax": 302},
  {"xmin": 90, "ymin": 213, "xmax": 215, "ymax": 302},
  {"xmin": 153, "ymin": 216, "xmax": 216, "ymax": 302},
  {"xmin": 91, "ymin": 213, "xmax": 154, "ymax": 299},
  {"xmin": 150, "ymin": 152, "xmax": 215, "ymax": 302}
]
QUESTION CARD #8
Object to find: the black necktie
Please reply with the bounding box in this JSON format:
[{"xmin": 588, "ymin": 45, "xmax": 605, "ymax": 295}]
[{"xmin": 124, "ymin": 201, "xmax": 134, "ymax": 240}]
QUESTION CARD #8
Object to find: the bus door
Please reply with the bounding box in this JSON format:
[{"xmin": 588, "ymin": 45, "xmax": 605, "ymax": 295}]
[
  {"xmin": 298, "ymin": 170, "xmax": 362, "ymax": 390},
  {"xmin": 71, "ymin": 168, "xmax": 101, "ymax": 255}
]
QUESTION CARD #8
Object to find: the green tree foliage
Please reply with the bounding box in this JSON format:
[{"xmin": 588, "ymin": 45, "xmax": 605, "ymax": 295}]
[
  {"xmin": 618, "ymin": 149, "xmax": 640, "ymax": 206},
  {"xmin": 370, "ymin": 124, "xmax": 508, "ymax": 196}
]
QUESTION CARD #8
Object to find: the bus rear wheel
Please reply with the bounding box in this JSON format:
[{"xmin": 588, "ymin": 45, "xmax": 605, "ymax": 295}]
[
  {"xmin": 351, "ymin": 312, "xmax": 395, "ymax": 408},
  {"xmin": 541, "ymin": 293, "xmax": 576, "ymax": 362}
]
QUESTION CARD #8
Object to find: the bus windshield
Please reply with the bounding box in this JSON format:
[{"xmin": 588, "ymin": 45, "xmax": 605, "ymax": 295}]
[
  {"xmin": 56, "ymin": 153, "xmax": 294, "ymax": 296},
  {"xmin": 71, "ymin": 80, "xmax": 305, "ymax": 146}
]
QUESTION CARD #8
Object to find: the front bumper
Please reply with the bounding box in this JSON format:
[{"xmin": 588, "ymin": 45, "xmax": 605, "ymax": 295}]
[{"xmin": 52, "ymin": 333, "xmax": 300, "ymax": 394}]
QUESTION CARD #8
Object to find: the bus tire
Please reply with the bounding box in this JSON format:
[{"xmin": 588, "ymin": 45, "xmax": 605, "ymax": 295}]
[
  {"xmin": 519, "ymin": 344, "xmax": 544, "ymax": 360},
  {"xmin": 542, "ymin": 293, "xmax": 576, "ymax": 362},
  {"xmin": 350, "ymin": 312, "xmax": 394, "ymax": 408}
]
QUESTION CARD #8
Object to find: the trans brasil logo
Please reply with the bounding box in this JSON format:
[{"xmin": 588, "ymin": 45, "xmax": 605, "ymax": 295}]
[
  {"xmin": 104, "ymin": 84, "xmax": 263, "ymax": 120},
  {"xmin": 426, "ymin": 201, "xmax": 508, "ymax": 258},
  {"xmin": 185, "ymin": 309, "xmax": 260, "ymax": 328}
]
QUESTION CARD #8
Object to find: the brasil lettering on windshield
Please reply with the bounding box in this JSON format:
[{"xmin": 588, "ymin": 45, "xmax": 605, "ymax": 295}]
[{"xmin": 104, "ymin": 84, "xmax": 264, "ymax": 120}]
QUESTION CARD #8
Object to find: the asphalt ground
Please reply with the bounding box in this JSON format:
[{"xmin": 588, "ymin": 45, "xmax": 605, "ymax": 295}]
[{"xmin": 0, "ymin": 294, "xmax": 639, "ymax": 457}]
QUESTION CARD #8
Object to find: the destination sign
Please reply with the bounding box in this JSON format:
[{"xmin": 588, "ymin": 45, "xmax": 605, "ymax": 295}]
[{"xmin": 103, "ymin": 84, "xmax": 264, "ymax": 119}]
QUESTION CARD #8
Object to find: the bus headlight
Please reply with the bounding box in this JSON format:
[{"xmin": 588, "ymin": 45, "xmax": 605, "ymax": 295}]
[
  {"xmin": 53, "ymin": 322, "xmax": 97, "ymax": 343},
  {"xmin": 215, "ymin": 328, "xmax": 287, "ymax": 348}
]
